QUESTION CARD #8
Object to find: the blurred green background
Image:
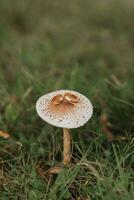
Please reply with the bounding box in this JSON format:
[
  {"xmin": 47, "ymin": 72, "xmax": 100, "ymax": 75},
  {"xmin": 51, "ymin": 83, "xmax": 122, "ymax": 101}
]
[{"xmin": 0, "ymin": 0, "xmax": 134, "ymax": 199}]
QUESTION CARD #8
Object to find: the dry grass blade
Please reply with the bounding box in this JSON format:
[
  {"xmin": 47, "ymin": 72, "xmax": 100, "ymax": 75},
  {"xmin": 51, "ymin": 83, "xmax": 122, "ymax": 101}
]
[
  {"xmin": 36, "ymin": 166, "xmax": 50, "ymax": 182},
  {"xmin": 47, "ymin": 166, "xmax": 62, "ymax": 174},
  {"xmin": 110, "ymin": 75, "xmax": 122, "ymax": 86},
  {"xmin": 77, "ymin": 161, "xmax": 104, "ymax": 181}
]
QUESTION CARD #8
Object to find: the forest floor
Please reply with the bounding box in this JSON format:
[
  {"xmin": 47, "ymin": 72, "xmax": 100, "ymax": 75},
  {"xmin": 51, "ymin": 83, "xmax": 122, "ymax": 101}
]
[{"xmin": 0, "ymin": 0, "xmax": 134, "ymax": 199}]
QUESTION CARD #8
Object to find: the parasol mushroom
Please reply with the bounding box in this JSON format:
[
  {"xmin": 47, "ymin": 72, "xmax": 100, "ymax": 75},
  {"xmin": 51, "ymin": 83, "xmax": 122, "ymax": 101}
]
[{"xmin": 36, "ymin": 90, "xmax": 93, "ymax": 173}]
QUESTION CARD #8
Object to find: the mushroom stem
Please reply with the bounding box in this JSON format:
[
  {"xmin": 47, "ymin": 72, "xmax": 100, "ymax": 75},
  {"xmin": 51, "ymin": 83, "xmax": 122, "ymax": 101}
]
[{"xmin": 63, "ymin": 128, "xmax": 72, "ymax": 166}]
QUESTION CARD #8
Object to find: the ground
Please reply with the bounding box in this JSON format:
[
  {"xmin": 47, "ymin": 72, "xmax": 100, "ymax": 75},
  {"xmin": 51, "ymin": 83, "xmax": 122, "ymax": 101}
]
[{"xmin": 0, "ymin": 0, "xmax": 134, "ymax": 199}]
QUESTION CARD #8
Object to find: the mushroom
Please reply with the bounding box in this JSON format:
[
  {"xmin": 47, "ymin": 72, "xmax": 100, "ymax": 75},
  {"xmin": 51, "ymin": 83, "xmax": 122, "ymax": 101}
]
[{"xmin": 36, "ymin": 90, "xmax": 93, "ymax": 173}]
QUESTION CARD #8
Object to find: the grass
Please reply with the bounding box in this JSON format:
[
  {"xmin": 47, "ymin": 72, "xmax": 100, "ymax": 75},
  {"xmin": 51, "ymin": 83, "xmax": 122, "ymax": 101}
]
[{"xmin": 0, "ymin": 0, "xmax": 134, "ymax": 199}]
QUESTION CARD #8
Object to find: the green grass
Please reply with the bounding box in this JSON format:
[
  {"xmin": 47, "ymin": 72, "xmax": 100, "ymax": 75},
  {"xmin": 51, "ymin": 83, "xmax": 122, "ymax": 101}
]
[{"xmin": 0, "ymin": 0, "xmax": 134, "ymax": 199}]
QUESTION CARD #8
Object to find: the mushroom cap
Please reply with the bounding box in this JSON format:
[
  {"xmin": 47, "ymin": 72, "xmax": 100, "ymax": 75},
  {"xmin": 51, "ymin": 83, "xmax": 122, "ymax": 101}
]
[{"xmin": 36, "ymin": 90, "xmax": 93, "ymax": 129}]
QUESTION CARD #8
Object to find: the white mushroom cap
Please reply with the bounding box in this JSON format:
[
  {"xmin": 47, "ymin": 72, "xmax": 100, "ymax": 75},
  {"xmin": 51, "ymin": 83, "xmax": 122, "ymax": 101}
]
[{"xmin": 36, "ymin": 90, "xmax": 93, "ymax": 129}]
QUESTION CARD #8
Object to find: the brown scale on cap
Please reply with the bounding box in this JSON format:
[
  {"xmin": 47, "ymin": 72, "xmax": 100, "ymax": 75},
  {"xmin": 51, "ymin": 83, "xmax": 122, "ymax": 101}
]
[{"xmin": 48, "ymin": 92, "xmax": 80, "ymax": 115}]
